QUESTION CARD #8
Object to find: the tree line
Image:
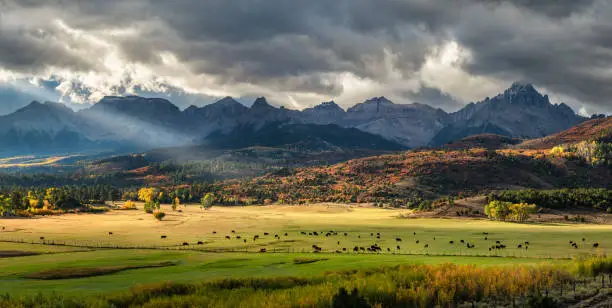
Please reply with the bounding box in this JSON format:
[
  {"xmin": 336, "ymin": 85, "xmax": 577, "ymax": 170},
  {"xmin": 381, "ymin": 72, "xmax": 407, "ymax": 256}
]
[{"xmin": 488, "ymin": 188, "xmax": 611, "ymax": 212}]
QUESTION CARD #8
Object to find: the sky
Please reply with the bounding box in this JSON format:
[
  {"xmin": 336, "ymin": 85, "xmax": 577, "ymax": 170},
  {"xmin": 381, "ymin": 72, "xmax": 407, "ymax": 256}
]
[{"xmin": 0, "ymin": 0, "xmax": 611, "ymax": 116}]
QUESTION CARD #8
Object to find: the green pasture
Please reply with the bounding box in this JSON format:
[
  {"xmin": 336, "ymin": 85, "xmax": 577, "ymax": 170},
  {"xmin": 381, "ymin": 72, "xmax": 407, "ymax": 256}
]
[{"xmin": 0, "ymin": 204, "xmax": 609, "ymax": 296}]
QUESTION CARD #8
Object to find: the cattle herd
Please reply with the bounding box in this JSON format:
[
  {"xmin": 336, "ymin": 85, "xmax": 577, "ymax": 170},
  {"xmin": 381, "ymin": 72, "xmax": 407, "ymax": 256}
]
[{"xmin": 29, "ymin": 229, "xmax": 602, "ymax": 255}]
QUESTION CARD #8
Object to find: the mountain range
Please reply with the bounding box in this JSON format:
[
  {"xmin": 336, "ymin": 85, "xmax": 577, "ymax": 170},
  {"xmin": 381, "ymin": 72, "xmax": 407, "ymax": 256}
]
[{"xmin": 0, "ymin": 82, "xmax": 588, "ymax": 156}]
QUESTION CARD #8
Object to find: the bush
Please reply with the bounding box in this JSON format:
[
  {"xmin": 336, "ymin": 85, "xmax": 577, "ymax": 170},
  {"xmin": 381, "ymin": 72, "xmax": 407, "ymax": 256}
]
[
  {"xmin": 122, "ymin": 200, "xmax": 137, "ymax": 210},
  {"xmin": 153, "ymin": 212, "xmax": 166, "ymax": 221}
]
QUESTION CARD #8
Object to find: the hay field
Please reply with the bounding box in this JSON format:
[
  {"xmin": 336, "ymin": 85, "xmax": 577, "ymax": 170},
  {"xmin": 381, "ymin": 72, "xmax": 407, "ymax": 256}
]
[{"xmin": 0, "ymin": 204, "xmax": 609, "ymax": 295}]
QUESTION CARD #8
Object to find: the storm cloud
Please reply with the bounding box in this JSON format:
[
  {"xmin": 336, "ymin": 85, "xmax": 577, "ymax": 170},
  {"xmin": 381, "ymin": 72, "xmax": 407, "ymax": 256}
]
[{"xmin": 0, "ymin": 0, "xmax": 610, "ymax": 114}]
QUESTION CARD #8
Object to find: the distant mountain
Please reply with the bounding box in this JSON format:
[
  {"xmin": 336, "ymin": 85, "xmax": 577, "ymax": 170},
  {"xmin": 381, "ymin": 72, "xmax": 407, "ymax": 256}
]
[
  {"xmin": 0, "ymin": 102, "xmax": 99, "ymax": 155},
  {"xmin": 0, "ymin": 82, "xmax": 590, "ymax": 156},
  {"xmin": 340, "ymin": 97, "xmax": 450, "ymax": 148},
  {"xmin": 301, "ymin": 101, "xmax": 345, "ymax": 125},
  {"xmin": 183, "ymin": 96, "xmax": 248, "ymax": 136},
  {"xmin": 430, "ymin": 82, "xmax": 585, "ymax": 145},
  {"xmin": 203, "ymin": 122, "xmax": 406, "ymax": 151}
]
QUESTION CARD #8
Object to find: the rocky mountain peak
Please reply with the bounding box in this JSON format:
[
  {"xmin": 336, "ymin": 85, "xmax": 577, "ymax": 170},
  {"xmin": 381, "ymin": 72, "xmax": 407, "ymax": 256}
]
[
  {"xmin": 251, "ymin": 97, "xmax": 273, "ymax": 109},
  {"xmin": 313, "ymin": 101, "xmax": 343, "ymax": 111},
  {"xmin": 16, "ymin": 100, "xmax": 73, "ymax": 114},
  {"xmin": 500, "ymin": 82, "xmax": 549, "ymax": 107},
  {"xmin": 215, "ymin": 96, "xmax": 242, "ymax": 107}
]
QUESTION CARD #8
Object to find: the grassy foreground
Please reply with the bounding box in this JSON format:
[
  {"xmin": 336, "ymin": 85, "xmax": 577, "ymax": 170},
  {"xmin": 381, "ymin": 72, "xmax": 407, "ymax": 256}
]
[
  {"xmin": 0, "ymin": 204, "xmax": 610, "ymax": 306},
  {"xmin": 0, "ymin": 256, "xmax": 610, "ymax": 307},
  {"xmin": 0, "ymin": 247, "xmax": 561, "ymax": 296}
]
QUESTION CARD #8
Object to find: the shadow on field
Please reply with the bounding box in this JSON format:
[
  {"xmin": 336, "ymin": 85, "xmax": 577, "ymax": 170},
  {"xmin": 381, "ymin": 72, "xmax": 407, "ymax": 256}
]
[
  {"xmin": 0, "ymin": 250, "xmax": 40, "ymax": 258},
  {"xmin": 23, "ymin": 261, "xmax": 179, "ymax": 280}
]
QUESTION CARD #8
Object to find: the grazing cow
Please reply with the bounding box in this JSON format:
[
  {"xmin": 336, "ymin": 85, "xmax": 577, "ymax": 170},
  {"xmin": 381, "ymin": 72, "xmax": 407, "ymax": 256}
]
[
  {"xmin": 485, "ymin": 237, "xmax": 488, "ymax": 240},
  {"xmin": 301, "ymin": 232, "xmax": 306, "ymax": 235},
  {"xmin": 517, "ymin": 244, "xmax": 522, "ymax": 249},
  {"xmin": 433, "ymin": 236, "xmax": 436, "ymax": 240},
  {"xmin": 342, "ymin": 248, "xmax": 347, "ymax": 251},
  {"xmin": 413, "ymin": 232, "xmax": 416, "ymax": 236},
  {"xmin": 344, "ymin": 233, "xmax": 348, "ymax": 236},
  {"xmin": 275, "ymin": 234, "xmax": 279, "ymax": 238},
  {"xmin": 308, "ymin": 233, "xmax": 312, "ymax": 236},
  {"xmin": 397, "ymin": 245, "xmax": 401, "ymax": 250},
  {"xmin": 582, "ymin": 238, "xmax": 586, "ymax": 242},
  {"xmin": 360, "ymin": 247, "xmax": 365, "ymax": 252},
  {"xmin": 376, "ymin": 232, "xmax": 380, "ymax": 236},
  {"xmin": 336, "ymin": 250, "xmax": 342, "ymax": 253},
  {"xmin": 284, "ymin": 233, "xmax": 288, "ymax": 236},
  {"xmin": 500, "ymin": 245, "xmax": 506, "ymax": 249},
  {"xmin": 396, "ymin": 238, "xmax": 402, "ymax": 242},
  {"xmin": 109, "ymin": 232, "xmax": 113, "ymax": 236},
  {"xmin": 40, "ymin": 236, "xmax": 45, "ymax": 240},
  {"xmin": 424, "ymin": 244, "xmax": 429, "ymax": 248},
  {"xmin": 593, "ymin": 243, "xmax": 600, "ymax": 248},
  {"xmin": 376, "ymin": 235, "xmax": 381, "ymax": 239},
  {"xmin": 370, "ymin": 233, "xmax": 374, "ymax": 236},
  {"xmin": 161, "ymin": 235, "xmax": 167, "ymax": 239},
  {"xmin": 231, "ymin": 230, "xmax": 236, "ymax": 233},
  {"xmin": 225, "ymin": 236, "xmax": 231, "ymax": 239},
  {"xmin": 264, "ymin": 232, "xmax": 269, "ymax": 236},
  {"xmin": 488, "ymin": 248, "xmax": 492, "ymax": 251},
  {"xmin": 524, "ymin": 241, "xmax": 530, "ymax": 245},
  {"xmin": 387, "ymin": 248, "xmax": 391, "ymax": 252},
  {"xmin": 236, "ymin": 236, "xmax": 241, "ymax": 239},
  {"xmin": 197, "ymin": 241, "xmax": 203, "ymax": 245},
  {"xmin": 212, "ymin": 231, "xmax": 217, "ymax": 234},
  {"xmin": 460, "ymin": 240, "xmax": 464, "ymax": 244},
  {"xmin": 358, "ymin": 235, "xmax": 361, "ymax": 238},
  {"xmin": 182, "ymin": 242, "xmax": 189, "ymax": 246},
  {"xmin": 337, "ymin": 241, "xmax": 340, "ymax": 245},
  {"xmin": 313, "ymin": 232, "xmax": 319, "ymax": 236},
  {"xmin": 449, "ymin": 241, "xmax": 454, "ymax": 244},
  {"xmin": 483, "ymin": 232, "xmax": 488, "ymax": 235},
  {"xmin": 259, "ymin": 248, "xmax": 266, "ymax": 253},
  {"xmin": 353, "ymin": 246, "xmax": 359, "ymax": 252},
  {"xmin": 253, "ymin": 235, "xmax": 259, "ymax": 240},
  {"xmin": 416, "ymin": 240, "xmax": 420, "ymax": 244},
  {"xmin": 496, "ymin": 241, "xmax": 501, "ymax": 244}
]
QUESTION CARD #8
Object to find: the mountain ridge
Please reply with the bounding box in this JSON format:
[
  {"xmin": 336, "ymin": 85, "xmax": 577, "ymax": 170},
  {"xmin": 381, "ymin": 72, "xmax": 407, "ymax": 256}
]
[{"xmin": 0, "ymin": 82, "xmax": 589, "ymax": 156}]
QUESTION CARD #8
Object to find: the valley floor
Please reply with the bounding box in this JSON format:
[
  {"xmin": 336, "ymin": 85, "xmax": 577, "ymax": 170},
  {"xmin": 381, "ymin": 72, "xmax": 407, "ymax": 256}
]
[{"xmin": 0, "ymin": 204, "xmax": 609, "ymax": 297}]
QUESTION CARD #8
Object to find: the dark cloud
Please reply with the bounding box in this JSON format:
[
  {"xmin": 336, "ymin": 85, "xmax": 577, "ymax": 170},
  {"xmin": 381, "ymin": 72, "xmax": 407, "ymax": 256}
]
[
  {"xmin": 0, "ymin": 0, "xmax": 610, "ymax": 113},
  {"xmin": 477, "ymin": 0, "xmax": 597, "ymax": 17},
  {"xmin": 404, "ymin": 86, "xmax": 464, "ymax": 112}
]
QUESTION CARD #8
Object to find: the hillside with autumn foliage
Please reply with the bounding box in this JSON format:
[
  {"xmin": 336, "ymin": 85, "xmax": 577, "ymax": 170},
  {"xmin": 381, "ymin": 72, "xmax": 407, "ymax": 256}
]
[
  {"xmin": 213, "ymin": 148, "xmax": 609, "ymax": 207},
  {"xmin": 519, "ymin": 116, "xmax": 612, "ymax": 149},
  {"xmin": 209, "ymin": 117, "xmax": 611, "ymax": 208}
]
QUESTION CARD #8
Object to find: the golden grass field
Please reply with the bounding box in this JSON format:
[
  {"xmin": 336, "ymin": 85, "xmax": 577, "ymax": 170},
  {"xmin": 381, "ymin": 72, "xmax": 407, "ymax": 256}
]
[
  {"xmin": 1, "ymin": 203, "xmax": 610, "ymax": 258},
  {"xmin": 0, "ymin": 203, "xmax": 610, "ymax": 296}
]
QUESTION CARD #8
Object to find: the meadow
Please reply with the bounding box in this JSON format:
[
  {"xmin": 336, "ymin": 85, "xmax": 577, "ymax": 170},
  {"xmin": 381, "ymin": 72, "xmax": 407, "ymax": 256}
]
[{"xmin": 0, "ymin": 204, "xmax": 610, "ymax": 306}]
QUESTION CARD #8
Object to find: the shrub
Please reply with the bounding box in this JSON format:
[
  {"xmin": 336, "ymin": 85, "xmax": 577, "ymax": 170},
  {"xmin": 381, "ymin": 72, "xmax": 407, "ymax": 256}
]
[
  {"xmin": 122, "ymin": 200, "xmax": 137, "ymax": 210},
  {"xmin": 153, "ymin": 212, "xmax": 166, "ymax": 221}
]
